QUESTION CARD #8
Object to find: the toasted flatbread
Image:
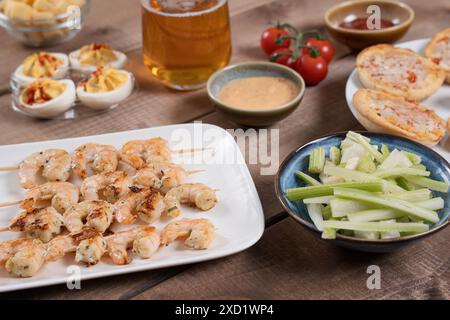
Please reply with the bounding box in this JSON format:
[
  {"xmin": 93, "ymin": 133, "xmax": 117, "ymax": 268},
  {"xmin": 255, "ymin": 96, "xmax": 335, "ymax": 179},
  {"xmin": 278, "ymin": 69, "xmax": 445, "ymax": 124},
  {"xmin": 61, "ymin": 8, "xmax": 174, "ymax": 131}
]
[
  {"xmin": 425, "ymin": 28, "xmax": 450, "ymax": 84},
  {"xmin": 352, "ymin": 89, "xmax": 446, "ymax": 146},
  {"xmin": 356, "ymin": 44, "xmax": 445, "ymax": 100}
]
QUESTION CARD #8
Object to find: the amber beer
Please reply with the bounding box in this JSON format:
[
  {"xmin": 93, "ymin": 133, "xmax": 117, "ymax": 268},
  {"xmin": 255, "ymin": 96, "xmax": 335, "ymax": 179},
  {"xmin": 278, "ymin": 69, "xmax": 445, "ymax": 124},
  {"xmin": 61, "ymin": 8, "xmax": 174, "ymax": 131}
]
[{"xmin": 141, "ymin": 0, "xmax": 231, "ymax": 90}]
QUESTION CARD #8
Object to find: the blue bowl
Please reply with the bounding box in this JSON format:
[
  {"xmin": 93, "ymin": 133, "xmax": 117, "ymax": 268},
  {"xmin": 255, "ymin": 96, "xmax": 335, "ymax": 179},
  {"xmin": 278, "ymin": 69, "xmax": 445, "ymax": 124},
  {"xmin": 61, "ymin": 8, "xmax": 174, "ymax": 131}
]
[{"xmin": 275, "ymin": 132, "xmax": 450, "ymax": 253}]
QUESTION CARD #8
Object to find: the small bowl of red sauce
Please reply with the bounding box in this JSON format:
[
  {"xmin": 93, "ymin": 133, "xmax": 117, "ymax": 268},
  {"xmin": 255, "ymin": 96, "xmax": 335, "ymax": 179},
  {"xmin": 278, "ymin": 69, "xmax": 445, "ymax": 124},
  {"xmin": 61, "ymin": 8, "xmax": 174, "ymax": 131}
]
[{"xmin": 324, "ymin": 0, "xmax": 414, "ymax": 50}]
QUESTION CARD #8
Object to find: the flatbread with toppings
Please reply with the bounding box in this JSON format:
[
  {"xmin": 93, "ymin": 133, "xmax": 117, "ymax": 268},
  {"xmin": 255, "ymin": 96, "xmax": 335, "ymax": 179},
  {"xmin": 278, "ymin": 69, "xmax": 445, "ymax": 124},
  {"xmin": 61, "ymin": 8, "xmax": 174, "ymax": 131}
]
[
  {"xmin": 356, "ymin": 44, "xmax": 445, "ymax": 100},
  {"xmin": 425, "ymin": 28, "xmax": 450, "ymax": 84},
  {"xmin": 353, "ymin": 89, "xmax": 446, "ymax": 146}
]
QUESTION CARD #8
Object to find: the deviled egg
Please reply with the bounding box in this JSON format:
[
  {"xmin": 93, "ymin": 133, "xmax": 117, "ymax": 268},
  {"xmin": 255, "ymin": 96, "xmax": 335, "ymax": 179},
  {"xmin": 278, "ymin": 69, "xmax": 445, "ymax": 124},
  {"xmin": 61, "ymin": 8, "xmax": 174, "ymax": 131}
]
[
  {"xmin": 13, "ymin": 52, "xmax": 69, "ymax": 85},
  {"xmin": 69, "ymin": 43, "xmax": 127, "ymax": 74},
  {"xmin": 76, "ymin": 66, "xmax": 133, "ymax": 109},
  {"xmin": 19, "ymin": 79, "xmax": 76, "ymax": 118}
]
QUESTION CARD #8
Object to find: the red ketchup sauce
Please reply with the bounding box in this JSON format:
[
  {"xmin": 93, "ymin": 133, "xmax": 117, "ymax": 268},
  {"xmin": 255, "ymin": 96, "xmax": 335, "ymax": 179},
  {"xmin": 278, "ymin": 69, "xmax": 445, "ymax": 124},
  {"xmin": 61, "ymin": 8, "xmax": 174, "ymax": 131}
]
[{"xmin": 339, "ymin": 18, "xmax": 395, "ymax": 30}]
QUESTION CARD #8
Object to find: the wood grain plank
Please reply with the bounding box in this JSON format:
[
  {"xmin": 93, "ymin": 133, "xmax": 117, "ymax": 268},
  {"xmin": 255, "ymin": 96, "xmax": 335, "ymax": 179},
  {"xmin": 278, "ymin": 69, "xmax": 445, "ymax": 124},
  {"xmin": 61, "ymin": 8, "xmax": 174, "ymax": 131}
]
[{"xmin": 131, "ymin": 218, "xmax": 450, "ymax": 300}]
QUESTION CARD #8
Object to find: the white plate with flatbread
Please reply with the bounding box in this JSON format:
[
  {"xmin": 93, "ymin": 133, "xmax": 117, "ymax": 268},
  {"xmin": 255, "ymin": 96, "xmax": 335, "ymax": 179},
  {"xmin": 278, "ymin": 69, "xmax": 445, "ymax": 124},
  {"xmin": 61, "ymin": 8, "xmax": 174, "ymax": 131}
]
[
  {"xmin": 0, "ymin": 123, "xmax": 264, "ymax": 292},
  {"xmin": 346, "ymin": 38, "xmax": 450, "ymax": 160}
]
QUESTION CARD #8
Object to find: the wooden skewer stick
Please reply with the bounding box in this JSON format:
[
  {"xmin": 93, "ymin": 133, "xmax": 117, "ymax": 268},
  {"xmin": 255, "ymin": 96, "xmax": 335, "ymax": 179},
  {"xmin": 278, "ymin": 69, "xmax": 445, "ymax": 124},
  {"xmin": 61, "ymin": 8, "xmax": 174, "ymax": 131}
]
[
  {"xmin": 172, "ymin": 147, "xmax": 212, "ymax": 154},
  {"xmin": 0, "ymin": 165, "xmax": 19, "ymax": 171},
  {"xmin": 186, "ymin": 169, "xmax": 206, "ymax": 175},
  {"xmin": 0, "ymin": 200, "xmax": 22, "ymax": 208},
  {"xmin": 0, "ymin": 226, "xmax": 9, "ymax": 232}
]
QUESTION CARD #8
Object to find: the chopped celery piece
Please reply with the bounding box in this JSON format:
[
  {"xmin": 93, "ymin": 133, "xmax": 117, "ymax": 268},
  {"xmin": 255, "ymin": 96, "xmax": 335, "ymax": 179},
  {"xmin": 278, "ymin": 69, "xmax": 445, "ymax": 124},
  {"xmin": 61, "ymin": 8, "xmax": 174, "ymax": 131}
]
[
  {"xmin": 357, "ymin": 154, "xmax": 376, "ymax": 173},
  {"xmin": 330, "ymin": 198, "xmax": 372, "ymax": 217},
  {"xmin": 333, "ymin": 188, "xmax": 439, "ymax": 223},
  {"xmin": 285, "ymin": 181, "xmax": 383, "ymax": 201},
  {"xmin": 401, "ymin": 151, "xmax": 421, "ymax": 165},
  {"xmin": 345, "ymin": 157, "xmax": 360, "ymax": 170},
  {"xmin": 381, "ymin": 144, "xmax": 390, "ymax": 161},
  {"xmin": 378, "ymin": 149, "xmax": 412, "ymax": 170},
  {"xmin": 303, "ymin": 196, "xmax": 334, "ymax": 204},
  {"xmin": 415, "ymin": 198, "xmax": 444, "ymax": 211},
  {"xmin": 354, "ymin": 230, "xmax": 380, "ymax": 240},
  {"xmin": 295, "ymin": 171, "xmax": 321, "ymax": 186},
  {"xmin": 347, "ymin": 209, "xmax": 405, "ymax": 222},
  {"xmin": 329, "ymin": 146, "xmax": 341, "ymax": 165},
  {"xmin": 388, "ymin": 189, "xmax": 432, "ymax": 201},
  {"xmin": 322, "ymin": 220, "xmax": 429, "ymax": 233},
  {"xmin": 321, "ymin": 228, "xmax": 337, "ymax": 239},
  {"xmin": 308, "ymin": 147, "xmax": 325, "ymax": 174},
  {"xmin": 403, "ymin": 176, "xmax": 449, "ymax": 192},
  {"xmin": 380, "ymin": 220, "xmax": 401, "ymax": 239},
  {"xmin": 340, "ymin": 143, "xmax": 366, "ymax": 164},
  {"xmin": 347, "ymin": 131, "xmax": 383, "ymax": 162},
  {"xmin": 323, "ymin": 164, "xmax": 378, "ymax": 181},
  {"xmin": 321, "ymin": 205, "xmax": 332, "ymax": 220},
  {"xmin": 319, "ymin": 173, "xmax": 345, "ymax": 184},
  {"xmin": 306, "ymin": 204, "xmax": 324, "ymax": 231},
  {"xmin": 412, "ymin": 164, "xmax": 426, "ymax": 171},
  {"xmin": 395, "ymin": 176, "xmax": 415, "ymax": 191},
  {"xmin": 373, "ymin": 167, "xmax": 430, "ymax": 179}
]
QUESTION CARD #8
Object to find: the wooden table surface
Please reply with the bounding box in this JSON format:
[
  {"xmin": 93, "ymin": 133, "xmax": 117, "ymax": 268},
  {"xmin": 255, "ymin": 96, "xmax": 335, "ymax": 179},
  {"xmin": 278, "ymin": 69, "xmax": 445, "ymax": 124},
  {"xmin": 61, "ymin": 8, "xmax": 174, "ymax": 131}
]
[{"xmin": 0, "ymin": 0, "xmax": 449, "ymax": 300}]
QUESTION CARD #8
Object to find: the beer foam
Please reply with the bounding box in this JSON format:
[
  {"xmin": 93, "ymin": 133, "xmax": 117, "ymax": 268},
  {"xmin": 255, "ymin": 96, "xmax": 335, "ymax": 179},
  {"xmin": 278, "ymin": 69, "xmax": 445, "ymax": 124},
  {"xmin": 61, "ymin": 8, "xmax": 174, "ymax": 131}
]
[{"xmin": 141, "ymin": 0, "xmax": 226, "ymax": 17}]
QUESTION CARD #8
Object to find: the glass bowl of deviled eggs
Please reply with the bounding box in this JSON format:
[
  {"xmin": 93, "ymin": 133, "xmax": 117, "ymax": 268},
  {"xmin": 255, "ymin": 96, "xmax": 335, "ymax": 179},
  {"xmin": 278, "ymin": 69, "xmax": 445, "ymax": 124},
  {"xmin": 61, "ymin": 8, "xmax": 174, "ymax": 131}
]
[{"xmin": 0, "ymin": 0, "xmax": 90, "ymax": 47}]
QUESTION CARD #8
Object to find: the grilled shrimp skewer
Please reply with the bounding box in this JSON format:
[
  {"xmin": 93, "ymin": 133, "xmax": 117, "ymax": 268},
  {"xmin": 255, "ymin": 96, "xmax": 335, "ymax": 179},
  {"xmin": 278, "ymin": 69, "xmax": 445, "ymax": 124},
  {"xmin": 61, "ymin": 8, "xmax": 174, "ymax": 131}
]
[
  {"xmin": 161, "ymin": 218, "xmax": 215, "ymax": 250},
  {"xmin": 0, "ymin": 182, "xmax": 79, "ymax": 212},
  {"xmin": 0, "ymin": 207, "xmax": 64, "ymax": 242},
  {"xmin": 164, "ymin": 183, "xmax": 217, "ymax": 217},
  {"xmin": 63, "ymin": 200, "xmax": 114, "ymax": 234},
  {"xmin": 72, "ymin": 143, "xmax": 119, "ymax": 179},
  {"xmin": 81, "ymin": 171, "xmax": 132, "ymax": 202}
]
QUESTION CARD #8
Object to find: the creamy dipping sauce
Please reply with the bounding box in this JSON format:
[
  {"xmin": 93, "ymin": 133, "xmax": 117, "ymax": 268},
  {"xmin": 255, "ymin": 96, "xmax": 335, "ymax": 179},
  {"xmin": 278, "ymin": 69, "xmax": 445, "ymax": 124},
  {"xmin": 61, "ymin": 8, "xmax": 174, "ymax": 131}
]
[{"xmin": 218, "ymin": 77, "xmax": 298, "ymax": 110}]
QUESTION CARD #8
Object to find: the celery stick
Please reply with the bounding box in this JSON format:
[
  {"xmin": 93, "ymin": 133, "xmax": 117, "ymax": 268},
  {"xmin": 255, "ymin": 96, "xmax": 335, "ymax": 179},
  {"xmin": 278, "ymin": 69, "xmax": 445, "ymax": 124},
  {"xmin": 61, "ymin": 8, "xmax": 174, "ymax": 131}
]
[
  {"xmin": 347, "ymin": 131, "xmax": 383, "ymax": 162},
  {"xmin": 321, "ymin": 228, "xmax": 337, "ymax": 239},
  {"xmin": 319, "ymin": 173, "xmax": 345, "ymax": 184},
  {"xmin": 378, "ymin": 149, "xmax": 412, "ymax": 170},
  {"xmin": 415, "ymin": 198, "xmax": 444, "ymax": 211},
  {"xmin": 323, "ymin": 164, "xmax": 378, "ymax": 181},
  {"xmin": 329, "ymin": 146, "xmax": 341, "ymax": 165},
  {"xmin": 303, "ymin": 196, "xmax": 334, "ymax": 204},
  {"xmin": 381, "ymin": 144, "xmax": 390, "ymax": 161},
  {"xmin": 322, "ymin": 220, "xmax": 429, "ymax": 233},
  {"xmin": 380, "ymin": 220, "xmax": 401, "ymax": 239},
  {"xmin": 347, "ymin": 209, "xmax": 405, "ymax": 222},
  {"xmin": 345, "ymin": 157, "xmax": 360, "ymax": 170},
  {"xmin": 395, "ymin": 176, "xmax": 415, "ymax": 191},
  {"xmin": 388, "ymin": 189, "xmax": 432, "ymax": 201},
  {"xmin": 286, "ymin": 181, "xmax": 383, "ymax": 200},
  {"xmin": 412, "ymin": 164, "xmax": 427, "ymax": 171},
  {"xmin": 403, "ymin": 176, "xmax": 449, "ymax": 192},
  {"xmin": 306, "ymin": 204, "xmax": 324, "ymax": 231},
  {"xmin": 354, "ymin": 230, "xmax": 380, "ymax": 240},
  {"xmin": 401, "ymin": 151, "xmax": 422, "ymax": 165},
  {"xmin": 357, "ymin": 154, "xmax": 376, "ymax": 173},
  {"xmin": 308, "ymin": 147, "xmax": 325, "ymax": 174},
  {"xmin": 321, "ymin": 205, "xmax": 332, "ymax": 219},
  {"xmin": 333, "ymin": 188, "xmax": 439, "ymax": 223},
  {"xmin": 295, "ymin": 171, "xmax": 321, "ymax": 186},
  {"xmin": 330, "ymin": 198, "xmax": 372, "ymax": 217},
  {"xmin": 373, "ymin": 168, "xmax": 430, "ymax": 179}
]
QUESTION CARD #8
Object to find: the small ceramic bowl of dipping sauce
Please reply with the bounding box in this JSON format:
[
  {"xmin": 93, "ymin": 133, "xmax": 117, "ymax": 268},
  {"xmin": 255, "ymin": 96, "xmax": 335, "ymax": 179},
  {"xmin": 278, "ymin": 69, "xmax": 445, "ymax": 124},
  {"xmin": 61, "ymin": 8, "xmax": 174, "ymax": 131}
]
[
  {"xmin": 207, "ymin": 61, "xmax": 305, "ymax": 127},
  {"xmin": 325, "ymin": 0, "xmax": 414, "ymax": 50}
]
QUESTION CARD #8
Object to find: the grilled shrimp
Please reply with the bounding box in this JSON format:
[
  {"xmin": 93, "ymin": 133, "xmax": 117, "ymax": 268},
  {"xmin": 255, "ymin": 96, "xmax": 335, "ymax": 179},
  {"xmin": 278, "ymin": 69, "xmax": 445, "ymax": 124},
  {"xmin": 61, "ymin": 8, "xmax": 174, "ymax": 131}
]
[
  {"xmin": 132, "ymin": 167, "xmax": 163, "ymax": 190},
  {"xmin": 145, "ymin": 162, "xmax": 188, "ymax": 194},
  {"xmin": 0, "ymin": 238, "xmax": 42, "ymax": 265},
  {"xmin": 5, "ymin": 241, "xmax": 46, "ymax": 277},
  {"xmin": 114, "ymin": 187, "xmax": 165, "ymax": 224},
  {"xmin": 74, "ymin": 230, "xmax": 107, "ymax": 266},
  {"xmin": 72, "ymin": 143, "xmax": 118, "ymax": 179},
  {"xmin": 164, "ymin": 183, "xmax": 217, "ymax": 217},
  {"xmin": 21, "ymin": 182, "xmax": 79, "ymax": 214},
  {"xmin": 107, "ymin": 226, "xmax": 159, "ymax": 265},
  {"xmin": 160, "ymin": 218, "xmax": 214, "ymax": 250},
  {"xmin": 9, "ymin": 207, "xmax": 64, "ymax": 242},
  {"xmin": 80, "ymin": 171, "xmax": 132, "ymax": 203},
  {"xmin": 19, "ymin": 149, "xmax": 72, "ymax": 189},
  {"xmin": 63, "ymin": 200, "xmax": 114, "ymax": 234},
  {"xmin": 119, "ymin": 137, "xmax": 171, "ymax": 170}
]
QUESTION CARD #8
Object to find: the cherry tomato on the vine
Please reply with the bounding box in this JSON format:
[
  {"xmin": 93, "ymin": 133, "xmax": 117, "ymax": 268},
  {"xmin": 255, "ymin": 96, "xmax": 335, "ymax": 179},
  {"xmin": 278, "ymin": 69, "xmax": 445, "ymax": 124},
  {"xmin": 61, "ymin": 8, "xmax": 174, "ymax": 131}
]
[
  {"xmin": 302, "ymin": 37, "xmax": 334, "ymax": 63},
  {"xmin": 295, "ymin": 53, "xmax": 328, "ymax": 85},
  {"xmin": 270, "ymin": 48, "xmax": 297, "ymax": 69},
  {"xmin": 260, "ymin": 27, "xmax": 290, "ymax": 55}
]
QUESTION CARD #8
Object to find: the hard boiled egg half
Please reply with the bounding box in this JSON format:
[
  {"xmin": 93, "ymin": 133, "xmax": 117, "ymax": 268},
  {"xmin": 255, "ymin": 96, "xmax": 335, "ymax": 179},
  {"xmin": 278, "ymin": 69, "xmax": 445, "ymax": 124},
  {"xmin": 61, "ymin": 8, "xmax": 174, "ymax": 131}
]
[
  {"xmin": 13, "ymin": 52, "xmax": 69, "ymax": 85},
  {"xmin": 20, "ymin": 79, "xmax": 76, "ymax": 118},
  {"xmin": 77, "ymin": 67, "xmax": 133, "ymax": 110},
  {"xmin": 69, "ymin": 43, "xmax": 127, "ymax": 74}
]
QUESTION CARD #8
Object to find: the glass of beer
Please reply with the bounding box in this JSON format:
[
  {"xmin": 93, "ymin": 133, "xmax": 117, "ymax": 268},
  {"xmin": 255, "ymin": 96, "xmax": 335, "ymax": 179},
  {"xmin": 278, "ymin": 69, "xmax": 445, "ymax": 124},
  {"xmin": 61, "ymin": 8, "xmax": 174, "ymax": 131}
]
[{"xmin": 141, "ymin": 0, "xmax": 232, "ymax": 90}]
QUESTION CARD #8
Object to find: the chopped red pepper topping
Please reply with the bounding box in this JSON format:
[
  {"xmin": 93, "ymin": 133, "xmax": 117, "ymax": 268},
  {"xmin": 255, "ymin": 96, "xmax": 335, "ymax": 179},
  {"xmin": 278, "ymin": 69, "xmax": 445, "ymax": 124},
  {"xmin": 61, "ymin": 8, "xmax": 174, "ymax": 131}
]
[
  {"xmin": 406, "ymin": 70, "xmax": 417, "ymax": 83},
  {"xmin": 432, "ymin": 57, "xmax": 442, "ymax": 65}
]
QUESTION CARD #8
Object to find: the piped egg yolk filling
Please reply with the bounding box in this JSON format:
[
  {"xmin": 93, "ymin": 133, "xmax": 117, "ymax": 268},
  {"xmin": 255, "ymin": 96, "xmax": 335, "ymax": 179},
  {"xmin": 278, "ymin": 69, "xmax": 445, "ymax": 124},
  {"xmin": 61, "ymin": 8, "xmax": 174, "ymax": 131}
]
[
  {"xmin": 78, "ymin": 43, "xmax": 118, "ymax": 66},
  {"xmin": 21, "ymin": 79, "xmax": 66, "ymax": 105},
  {"xmin": 82, "ymin": 67, "xmax": 128, "ymax": 93},
  {"xmin": 22, "ymin": 52, "xmax": 63, "ymax": 78}
]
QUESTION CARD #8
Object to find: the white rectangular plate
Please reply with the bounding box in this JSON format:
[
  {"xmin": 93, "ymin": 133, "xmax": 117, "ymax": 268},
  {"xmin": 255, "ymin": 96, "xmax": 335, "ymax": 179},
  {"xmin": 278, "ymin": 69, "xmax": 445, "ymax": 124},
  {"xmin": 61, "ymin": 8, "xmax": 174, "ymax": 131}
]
[
  {"xmin": 0, "ymin": 123, "xmax": 265, "ymax": 292},
  {"xmin": 345, "ymin": 38, "xmax": 450, "ymax": 161}
]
